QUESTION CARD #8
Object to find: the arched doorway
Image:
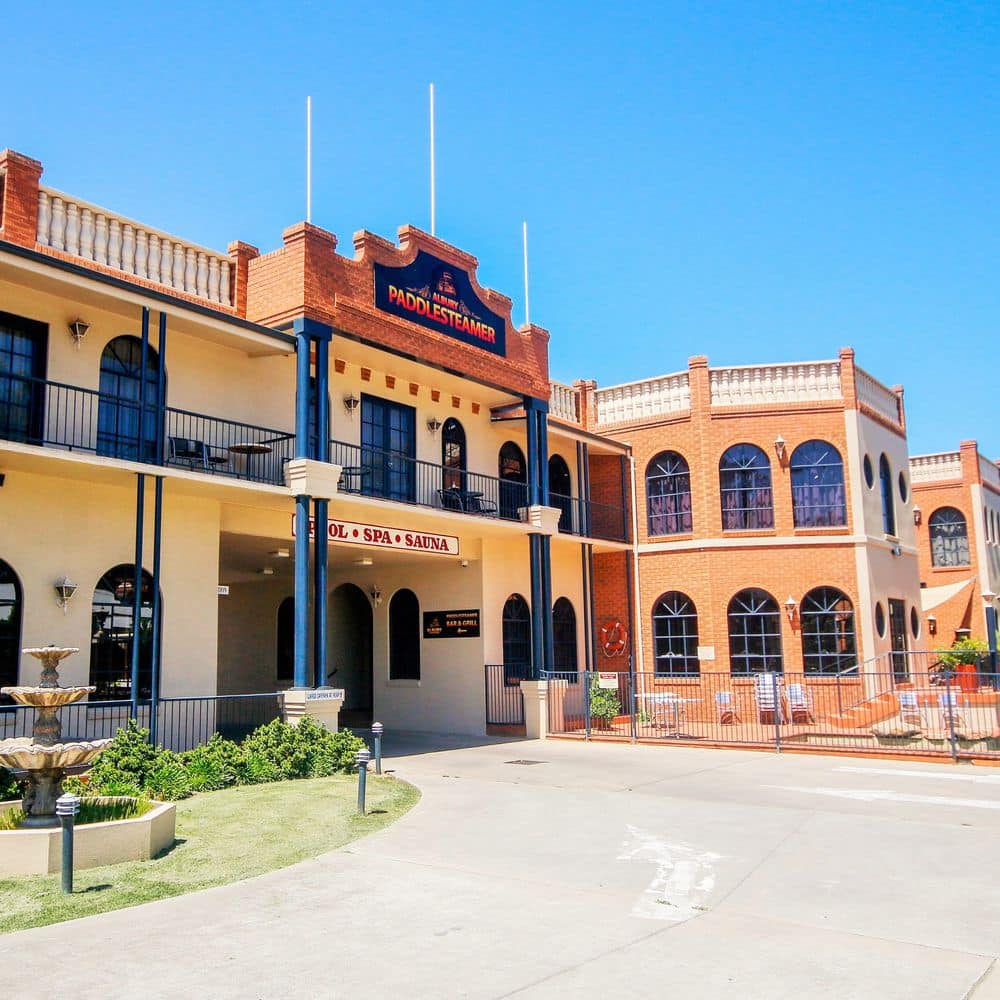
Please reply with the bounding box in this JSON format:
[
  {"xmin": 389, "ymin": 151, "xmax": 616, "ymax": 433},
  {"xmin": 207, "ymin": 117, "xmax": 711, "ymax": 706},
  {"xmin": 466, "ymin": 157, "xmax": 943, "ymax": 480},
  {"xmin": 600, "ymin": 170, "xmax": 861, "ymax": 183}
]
[
  {"xmin": 499, "ymin": 442, "xmax": 527, "ymax": 520},
  {"xmin": 552, "ymin": 597, "xmax": 578, "ymax": 678},
  {"xmin": 275, "ymin": 597, "xmax": 294, "ymax": 685},
  {"xmin": 97, "ymin": 336, "xmax": 162, "ymax": 463},
  {"xmin": 329, "ymin": 583, "xmax": 373, "ymax": 725},
  {"xmin": 90, "ymin": 564, "xmax": 156, "ymax": 700},
  {"xmin": 389, "ymin": 589, "xmax": 421, "ymax": 680},
  {"xmin": 548, "ymin": 455, "xmax": 573, "ymax": 532},
  {"xmin": 0, "ymin": 558, "xmax": 23, "ymax": 698}
]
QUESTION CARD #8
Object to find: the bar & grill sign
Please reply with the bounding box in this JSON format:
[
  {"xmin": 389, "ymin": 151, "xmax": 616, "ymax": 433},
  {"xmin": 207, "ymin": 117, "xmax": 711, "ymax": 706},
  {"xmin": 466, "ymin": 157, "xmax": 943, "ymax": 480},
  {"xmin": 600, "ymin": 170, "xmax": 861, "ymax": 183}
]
[
  {"xmin": 374, "ymin": 251, "xmax": 506, "ymax": 357},
  {"xmin": 423, "ymin": 609, "xmax": 481, "ymax": 639}
]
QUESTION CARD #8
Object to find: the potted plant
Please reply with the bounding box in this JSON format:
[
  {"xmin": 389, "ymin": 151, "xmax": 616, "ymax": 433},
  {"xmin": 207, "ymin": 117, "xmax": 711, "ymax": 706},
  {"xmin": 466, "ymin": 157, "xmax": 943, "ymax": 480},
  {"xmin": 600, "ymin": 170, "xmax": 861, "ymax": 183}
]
[
  {"xmin": 938, "ymin": 637, "xmax": 989, "ymax": 693},
  {"xmin": 589, "ymin": 676, "xmax": 622, "ymax": 731}
]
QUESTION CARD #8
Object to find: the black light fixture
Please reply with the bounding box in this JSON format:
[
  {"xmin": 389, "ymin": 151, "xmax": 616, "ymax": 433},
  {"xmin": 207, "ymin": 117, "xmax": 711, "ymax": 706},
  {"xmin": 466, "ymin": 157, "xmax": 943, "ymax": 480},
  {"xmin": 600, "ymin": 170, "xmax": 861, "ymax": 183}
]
[
  {"xmin": 427, "ymin": 417, "xmax": 442, "ymax": 435},
  {"xmin": 344, "ymin": 393, "xmax": 360, "ymax": 415},
  {"xmin": 68, "ymin": 318, "xmax": 90, "ymax": 348}
]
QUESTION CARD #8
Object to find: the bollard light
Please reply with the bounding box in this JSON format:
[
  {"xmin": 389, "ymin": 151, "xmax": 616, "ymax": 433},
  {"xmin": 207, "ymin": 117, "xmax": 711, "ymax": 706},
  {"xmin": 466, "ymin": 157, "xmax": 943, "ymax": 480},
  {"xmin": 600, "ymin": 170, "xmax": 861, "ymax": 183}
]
[
  {"xmin": 356, "ymin": 748, "xmax": 371, "ymax": 815},
  {"xmin": 56, "ymin": 793, "xmax": 81, "ymax": 895},
  {"xmin": 371, "ymin": 722, "xmax": 384, "ymax": 775}
]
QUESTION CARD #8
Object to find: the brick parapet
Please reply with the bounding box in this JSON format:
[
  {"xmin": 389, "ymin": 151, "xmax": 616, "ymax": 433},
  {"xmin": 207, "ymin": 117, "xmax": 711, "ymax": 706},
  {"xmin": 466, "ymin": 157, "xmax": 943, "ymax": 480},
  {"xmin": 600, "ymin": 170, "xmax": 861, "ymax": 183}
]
[{"xmin": 0, "ymin": 149, "xmax": 43, "ymax": 246}]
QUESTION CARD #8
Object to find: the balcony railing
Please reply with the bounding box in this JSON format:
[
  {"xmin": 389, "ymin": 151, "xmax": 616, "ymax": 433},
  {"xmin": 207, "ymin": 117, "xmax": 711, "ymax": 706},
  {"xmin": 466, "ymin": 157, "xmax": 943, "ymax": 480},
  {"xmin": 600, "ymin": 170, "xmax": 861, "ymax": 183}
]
[
  {"xmin": 0, "ymin": 372, "xmax": 293, "ymax": 485},
  {"xmin": 0, "ymin": 373, "xmax": 628, "ymax": 535}
]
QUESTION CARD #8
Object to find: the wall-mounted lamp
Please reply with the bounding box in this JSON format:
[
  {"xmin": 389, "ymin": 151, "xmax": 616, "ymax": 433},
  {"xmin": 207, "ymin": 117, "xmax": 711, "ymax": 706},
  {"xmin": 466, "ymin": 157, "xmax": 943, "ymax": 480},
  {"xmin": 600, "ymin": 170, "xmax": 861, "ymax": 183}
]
[
  {"xmin": 427, "ymin": 417, "xmax": 442, "ymax": 435},
  {"xmin": 983, "ymin": 591, "xmax": 997, "ymax": 605},
  {"xmin": 913, "ymin": 506, "xmax": 922, "ymax": 526},
  {"xmin": 927, "ymin": 614, "xmax": 937, "ymax": 636},
  {"xmin": 369, "ymin": 585, "xmax": 382, "ymax": 608},
  {"xmin": 784, "ymin": 595, "xmax": 797, "ymax": 623},
  {"xmin": 774, "ymin": 435, "xmax": 786, "ymax": 461},
  {"xmin": 344, "ymin": 393, "xmax": 360, "ymax": 416},
  {"xmin": 68, "ymin": 318, "xmax": 90, "ymax": 349},
  {"xmin": 54, "ymin": 576, "xmax": 77, "ymax": 614}
]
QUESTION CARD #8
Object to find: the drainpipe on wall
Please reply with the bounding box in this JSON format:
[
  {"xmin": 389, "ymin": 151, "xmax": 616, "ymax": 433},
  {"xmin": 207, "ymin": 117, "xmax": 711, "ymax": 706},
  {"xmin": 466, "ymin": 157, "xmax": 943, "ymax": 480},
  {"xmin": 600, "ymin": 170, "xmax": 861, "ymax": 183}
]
[{"xmin": 628, "ymin": 451, "xmax": 645, "ymax": 676}]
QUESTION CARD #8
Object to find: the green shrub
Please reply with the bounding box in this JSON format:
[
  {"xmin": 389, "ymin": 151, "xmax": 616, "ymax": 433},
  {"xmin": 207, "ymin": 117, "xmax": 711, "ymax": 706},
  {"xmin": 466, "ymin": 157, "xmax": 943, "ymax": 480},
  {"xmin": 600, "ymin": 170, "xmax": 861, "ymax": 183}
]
[
  {"xmin": 589, "ymin": 677, "xmax": 622, "ymax": 721},
  {"xmin": 86, "ymin": 719, "xmax": 164, "ymax": 792},
  {"xmin": 182, "ymin": 735, "xmax": 243, "ymax": 791},
  {"xmin": 239, "ymin": 717, "xmax": 366, "ymax": 781},
  {"xmin": 939, "ymin": 637, "xmax": 989, "ymax": 668},
  {"xmin": 241, "ymin": 749, "xmax": 282, "ymax": 784},
  {"xmin": 0, "ymin": 768, "xmax": 21, "ymax": 803},
  {"xmin": 144, "ymin": 751, "xmax": 192, "ymax": 801}
]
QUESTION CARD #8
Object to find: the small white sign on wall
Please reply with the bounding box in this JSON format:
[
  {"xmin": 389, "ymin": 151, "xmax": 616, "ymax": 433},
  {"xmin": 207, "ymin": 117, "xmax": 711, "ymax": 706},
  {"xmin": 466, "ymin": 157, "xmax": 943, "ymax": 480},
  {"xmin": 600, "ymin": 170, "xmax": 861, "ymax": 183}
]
[
  {"xmin": 697, "ymin": 645, "xmax": 716, "ymax": 661},
  {"xmin": 217, "ymin": 585, "xmax": 230, "ymax": 596},
  {"xmin": 306, "ymin": 688, "xmax": 345, "ymax": 702},
  {"xmin": 597, "ymin": 672, "xmax": 620, "ymax": 689}
]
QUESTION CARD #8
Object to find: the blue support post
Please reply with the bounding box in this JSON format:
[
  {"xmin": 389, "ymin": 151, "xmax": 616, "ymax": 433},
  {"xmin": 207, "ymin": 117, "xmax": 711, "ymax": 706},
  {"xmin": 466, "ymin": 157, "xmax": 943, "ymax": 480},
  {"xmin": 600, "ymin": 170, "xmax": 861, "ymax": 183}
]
[
  {"xmin": 313, "ymin": 332, "xmax": 331, "ymax": 687},
  {"xmin": 294, "ymin": 323, "xmax": 312, "ymax": 461},
  {"xmin": 294, "ymin": 493, "xmax": 311, "ymax": 688},
  {"xmin": 137, "ymin": 307, "xmax": 149, "ymax": 460},
  {"xmin": 149, "ymin": 476, "xmax": 164, "ymax": 745},
  {"xmin": 540, "ymin": 533, "xmax": 555, "ymax": 675},
  {"xmin": 537, "ymin": 404, "xmax": 550, "ymax": 506},
  {"xmin": 529, "ymin": 534, "xmax": 544, "ymax": 679},
  {"xmin": 581, "ymin": 443, "xmax": 592, "ymax": 537},
  {"xmin": 130, "ymin": 473, "xmax": 146, "ymax": 721},
  {"xmin": 155, "ymin": 311, "xmax": 167, "ymax": 464},
  {"xmin": 986, "ymin": 604, "xmax": 998, "ymax": 676}
]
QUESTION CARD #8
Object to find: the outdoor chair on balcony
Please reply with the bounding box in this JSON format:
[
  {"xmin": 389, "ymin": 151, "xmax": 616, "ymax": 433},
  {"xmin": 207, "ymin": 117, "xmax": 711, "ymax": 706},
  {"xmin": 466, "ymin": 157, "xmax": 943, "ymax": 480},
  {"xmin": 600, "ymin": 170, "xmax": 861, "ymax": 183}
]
[
  {"xmin": 938, "ymin": 690, "xmax": 966, "ymax": 736},
  {"xmin": 169, "ymin": 437, "xmax": 229, "ymax": 472},
  {"xmin": 754, "ymin": 672, "xmax": 787, "ymax": 724},
  {"xmin": 715, "ymin": 691, "xmax": 741, "ymax": 725},
  {"xmin": 897, "ymin": 690, "xmax": 922, "ymax": 730},
  {"xmin": 464, "ymin": 492, "xmax": 498, "ymax": 516},
  {"xmin": 786, "ymin": 683, "xmax": 815, "ymax": 723},
  {"xmin": 438, "ymin": 487, "xmax": 466, "ymax": 511}
]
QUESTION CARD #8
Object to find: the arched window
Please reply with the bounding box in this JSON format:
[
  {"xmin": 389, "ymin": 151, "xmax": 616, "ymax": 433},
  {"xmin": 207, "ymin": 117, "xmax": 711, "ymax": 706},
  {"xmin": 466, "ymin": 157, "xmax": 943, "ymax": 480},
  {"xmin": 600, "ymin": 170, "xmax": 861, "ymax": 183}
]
[
  {"xmin": 97, "ymin": 336, "xmax": 161, "ymax": 462},
  {"xmin": 646, "ymin": 451, "xmax": 692, "ymax": 536},
  {"xmin": 652, "ymin": 591, "xmax": 700, "ymax": 676},
  {"xmin": 90, "ymin": 564, "xmax": 155, "ymax": 700},
  {"xmin": 498, "ymin": 442, "xmax": 527, "ymax": 520},
  {"xmin": 276, "ymin": 597, "xmax": 294, "ymax": 683},
  {"xmin": 790, "ymin": 440, "xmax": 846, "ymax": 527},
  {"xmin": 720, "ymin": 444, "xmax": 774, "ymax": 530},
  {"xmin": 0, "ymin": 559, "xmax": 23, "ymax": 695},
  {"xmin": 552, "ymin": 597, "xmax": 578, "ymax": 678},
  {"xmin": 548, "ymin": 455, "xmax": 574, "ymax": 532},
  {"xmin": 502, "ymin": 593, "xmax": 531, "ymax": 683},
  {"xmin": 929, "ymin": 507, "xmax": 970, "ymax": 567},
  {"xmin": 727, "ymin": 588, "xmax": 783, "ymax": 675},
  {"xmin": 879, "ymin": 454, "xmax": 895, "ymax": 535},
  {"xmin": 389, "ymin": 589, "xmax": 421, "ymax": 681},
  {"xmin": 800, "ymin": 587, "xmax": 857, "ymax": 674},
  {"xmin": 441, "ymin": 418, "xmax": 466, "ymax": 491}
]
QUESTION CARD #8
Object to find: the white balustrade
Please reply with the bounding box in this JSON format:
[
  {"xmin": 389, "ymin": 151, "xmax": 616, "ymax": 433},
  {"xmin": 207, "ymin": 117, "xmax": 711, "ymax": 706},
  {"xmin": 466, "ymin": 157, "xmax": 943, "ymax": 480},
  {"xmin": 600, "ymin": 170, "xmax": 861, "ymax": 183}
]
[
  {"xmin": 549, "ymin": 382, "xmax": 580, "ymax": 423},
  {"xmin": 980, "ymin": 456, "xmax": 1000, "ymax": 488},
  {"xmin": 594, "ymin": 373, "xmax": 691, "ymax": 426},
  {"xmin": 855, "ymin": 367, "xmax": 902, "ymax": 426},
  {"xmin": 35, "ymin": 185, "xmax": 234, "ymax": 306},
  {"xmin": 709, "ymin": 361, "xmax": 842, "ymax": 407},
  {"xmin": 909, "ymin": 452, "xmax": 962, "ymax": 483}
]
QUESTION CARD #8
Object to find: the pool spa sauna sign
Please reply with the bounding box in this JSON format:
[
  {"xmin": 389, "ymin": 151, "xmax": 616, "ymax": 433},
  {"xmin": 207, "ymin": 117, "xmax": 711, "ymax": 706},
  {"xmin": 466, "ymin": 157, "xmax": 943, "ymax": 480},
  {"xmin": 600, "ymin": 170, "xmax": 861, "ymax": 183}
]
[{"xmin": 374, "ymin": 251, "xmax": 506, "ymax": 356}]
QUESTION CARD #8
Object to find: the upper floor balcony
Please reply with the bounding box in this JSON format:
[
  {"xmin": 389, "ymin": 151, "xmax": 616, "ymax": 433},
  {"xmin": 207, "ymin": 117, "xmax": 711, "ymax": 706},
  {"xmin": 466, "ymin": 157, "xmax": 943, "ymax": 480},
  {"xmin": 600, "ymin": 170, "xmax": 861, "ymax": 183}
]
[{"xmin": 0, "ymin": 371, "xmax": 627, "ymax": 542}]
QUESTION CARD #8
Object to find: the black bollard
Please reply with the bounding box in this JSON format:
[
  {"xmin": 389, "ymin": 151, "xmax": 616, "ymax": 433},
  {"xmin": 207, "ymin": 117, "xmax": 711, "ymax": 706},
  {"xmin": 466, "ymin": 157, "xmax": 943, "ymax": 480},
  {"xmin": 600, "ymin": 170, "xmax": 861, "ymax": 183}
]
[
  {"xmin": 371, "ymin": 722, "xmax": 383, "ymax": 775},
  {"xmin": 356, "ymin": 748, "xmax": 371, "ymax": 814},
  {"xmin": 56, "ymin": 793, "xmax": 81, "ymax": 894}
]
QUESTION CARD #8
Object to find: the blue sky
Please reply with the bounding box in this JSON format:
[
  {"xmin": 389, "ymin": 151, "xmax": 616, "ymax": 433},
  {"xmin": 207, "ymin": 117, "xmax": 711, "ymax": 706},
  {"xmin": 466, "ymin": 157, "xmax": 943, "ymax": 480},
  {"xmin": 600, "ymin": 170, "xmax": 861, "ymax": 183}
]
[{"xmin": 5, "ymin": 1, "xmax": 998, "ymax": 455}]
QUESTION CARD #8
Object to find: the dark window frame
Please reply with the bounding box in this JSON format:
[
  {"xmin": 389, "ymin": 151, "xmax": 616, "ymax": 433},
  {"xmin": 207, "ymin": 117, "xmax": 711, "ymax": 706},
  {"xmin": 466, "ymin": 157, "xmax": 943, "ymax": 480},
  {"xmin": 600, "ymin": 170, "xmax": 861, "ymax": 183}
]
[
  {"xmin": 502, "ymin": 593, "xmax": 531, "ymax": 684},
  {"xmin": 552, "ymin": 597, "xmax": 578, "ymax": 679},
  {"xmin": 389, "ymin": 588, "xmax": 421, "ymax": 681},
  {"xmin": 646, "ymin": 451, "xmax": 693, "ymax": 536},
  {"xmin": 929, "ymin": 507, "xmax": 970, "ymax": 567},
  {"xmin": 800, "ymin": 586, "xmax": 857, "ymax": 675},
  {"xmin": 652, "ymin": 591, "xmax": 700, "ymax": 676},
  {"xmin": 727, "ymin": 588, "xmax": 783, "ymax": 675},
  {"xmin": 0, "ymin": 558, "xmax": 23, "ymax": 696},
  {"xmin": 720, "ymin": 444, "xmax": 774, "ymax": 530},
  {"xmin": 789, "ymin": 440, "xmax": 847, "ymax": 528}
]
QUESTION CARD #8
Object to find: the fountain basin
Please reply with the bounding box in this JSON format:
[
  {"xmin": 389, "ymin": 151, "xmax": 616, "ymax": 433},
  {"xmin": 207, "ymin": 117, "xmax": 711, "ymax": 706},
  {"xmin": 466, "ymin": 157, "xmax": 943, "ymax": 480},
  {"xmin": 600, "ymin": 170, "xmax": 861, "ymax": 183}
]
[
  {"xmin": 0, "ymin": 738, "xmax": 111, "ymax": 772},
  {"xmin": 0, "ymin": 687, "xmax": 94, "ymax": 708},
  {"xmin": 0, "ymin": 797, "xmax": 176, "ymax": 876}
]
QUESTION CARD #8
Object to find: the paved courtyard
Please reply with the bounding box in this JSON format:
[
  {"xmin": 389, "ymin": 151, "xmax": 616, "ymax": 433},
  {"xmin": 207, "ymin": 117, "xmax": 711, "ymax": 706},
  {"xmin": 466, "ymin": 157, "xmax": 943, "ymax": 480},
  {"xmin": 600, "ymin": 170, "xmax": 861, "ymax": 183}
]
[{"xmin": 3, "ymin": 736, "xmax": 1000, "ymax": 999}]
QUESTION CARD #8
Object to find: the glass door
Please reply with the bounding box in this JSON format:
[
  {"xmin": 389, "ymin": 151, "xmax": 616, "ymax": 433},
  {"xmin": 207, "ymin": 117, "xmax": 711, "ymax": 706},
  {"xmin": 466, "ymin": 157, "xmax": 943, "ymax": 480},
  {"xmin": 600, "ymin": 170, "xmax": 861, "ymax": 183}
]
[
  {"xmin": 0, "ymin": 311, "xmax": 47, "ymax": 444},
  {"xmin": 360, "ymin": 394, "xmax": 415, "ymax": 503}
]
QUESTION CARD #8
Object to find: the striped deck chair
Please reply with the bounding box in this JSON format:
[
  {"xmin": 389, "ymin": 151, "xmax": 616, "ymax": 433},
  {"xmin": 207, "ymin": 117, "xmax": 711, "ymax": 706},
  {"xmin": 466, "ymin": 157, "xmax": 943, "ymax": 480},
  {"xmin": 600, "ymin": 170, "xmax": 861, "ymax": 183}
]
[
  {"xmin": 786, "ymin": 683, "xmax": 814, "ymax": 723},
  {"xmin": 715, "ymin": 691, "xmax": 741, "ymax": 725},
  {"xmin": 754, "ymin": 673, "xmax": 786, "ymax": 724}
]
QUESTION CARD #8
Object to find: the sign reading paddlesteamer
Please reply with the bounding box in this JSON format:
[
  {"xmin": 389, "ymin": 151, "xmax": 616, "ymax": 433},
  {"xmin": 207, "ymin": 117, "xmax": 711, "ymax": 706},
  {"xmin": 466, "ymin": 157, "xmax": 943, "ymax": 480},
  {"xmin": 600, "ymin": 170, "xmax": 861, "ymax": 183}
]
[
  {"xmin": 423, "ymin": 609, "xmax": 481, "ymax": 639},
  {"xmin": 374, "ymin": 250, "xmax": 506, "ymax": 357}
]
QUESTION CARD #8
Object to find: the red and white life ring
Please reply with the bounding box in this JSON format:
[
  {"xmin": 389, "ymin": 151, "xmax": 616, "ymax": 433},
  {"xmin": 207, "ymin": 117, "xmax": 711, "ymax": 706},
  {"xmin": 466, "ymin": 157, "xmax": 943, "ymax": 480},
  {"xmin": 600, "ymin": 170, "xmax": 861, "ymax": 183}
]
[{"xmin": 600, "ymin": 620, "xmax": 628, "ymax": 657}]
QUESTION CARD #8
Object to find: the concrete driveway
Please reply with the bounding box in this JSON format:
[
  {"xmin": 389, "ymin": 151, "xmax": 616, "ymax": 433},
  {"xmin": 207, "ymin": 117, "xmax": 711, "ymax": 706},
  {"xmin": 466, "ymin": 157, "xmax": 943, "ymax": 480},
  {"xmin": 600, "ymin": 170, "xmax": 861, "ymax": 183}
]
[{"xmin": 3, "ymin": 735, "xmax": 1000, "ymax": 999}]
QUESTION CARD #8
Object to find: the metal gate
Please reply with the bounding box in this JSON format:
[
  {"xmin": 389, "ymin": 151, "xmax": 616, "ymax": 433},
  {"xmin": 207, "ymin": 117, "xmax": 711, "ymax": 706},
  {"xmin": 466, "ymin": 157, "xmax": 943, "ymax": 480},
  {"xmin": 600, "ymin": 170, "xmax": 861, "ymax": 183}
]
[{"xmin": 484, "ymin": 664, "xmax": 525, "ymax": 725}]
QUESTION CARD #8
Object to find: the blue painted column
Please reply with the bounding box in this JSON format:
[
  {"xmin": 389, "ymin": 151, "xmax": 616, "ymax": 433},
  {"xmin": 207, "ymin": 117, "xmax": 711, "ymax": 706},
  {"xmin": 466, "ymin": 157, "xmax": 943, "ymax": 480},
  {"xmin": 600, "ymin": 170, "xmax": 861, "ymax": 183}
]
[
  {"xmin": 155, "ymin": 311, "xmax": 167, "ymax": 464},
  {"xmin": 130, "ymin": 473, "xmax": 145, "ymax": 721},
  {"xmin": 137, "ymin": 307, "xmax": 149, "ymax": 461},
  {"xmin": 149, "ymin": 475, "xmax": 164, "ymax": 745},
  {"xmin": 311, "ymin": 325, "xmax": 332, "ymax": 688},
  {"xmin": 292, "ymin": 321, "xmax": 312, "ymax": 689},
  {"xmin": 523, "ymin": 397, "xmax": 553, "ymax": 677}
]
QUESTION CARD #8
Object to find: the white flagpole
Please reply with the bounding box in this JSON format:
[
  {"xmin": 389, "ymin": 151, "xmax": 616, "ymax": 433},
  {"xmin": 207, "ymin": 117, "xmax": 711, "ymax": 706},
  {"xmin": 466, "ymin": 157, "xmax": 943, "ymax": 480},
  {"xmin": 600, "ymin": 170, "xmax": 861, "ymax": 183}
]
[
  {"xmin": 306, "ymin": 96, "xmax": 312, "ymax": 224},
  {"xmin": 523, "ymin": 221, "xmax": 530, "ymax": 327},
  {"xmin": 429, "ymin": 83, "xmax": 436, "ymax": 236}
]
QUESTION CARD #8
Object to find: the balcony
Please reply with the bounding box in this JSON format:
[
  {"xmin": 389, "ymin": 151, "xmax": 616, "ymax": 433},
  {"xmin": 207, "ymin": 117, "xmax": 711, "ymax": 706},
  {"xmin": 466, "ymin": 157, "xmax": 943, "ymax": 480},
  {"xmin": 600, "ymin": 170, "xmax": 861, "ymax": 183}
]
[{"xmin": 0, "ymin": 373, "xmax": 626, "ymax": 538}]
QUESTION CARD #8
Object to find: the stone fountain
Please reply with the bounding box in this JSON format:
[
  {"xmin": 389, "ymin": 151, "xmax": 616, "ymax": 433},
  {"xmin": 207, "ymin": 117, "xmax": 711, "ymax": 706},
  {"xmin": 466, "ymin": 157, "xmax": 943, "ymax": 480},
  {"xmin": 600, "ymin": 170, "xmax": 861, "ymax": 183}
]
[{"xmin": 0, "ymin": 647, "xmax": 112, "ymax": 827}]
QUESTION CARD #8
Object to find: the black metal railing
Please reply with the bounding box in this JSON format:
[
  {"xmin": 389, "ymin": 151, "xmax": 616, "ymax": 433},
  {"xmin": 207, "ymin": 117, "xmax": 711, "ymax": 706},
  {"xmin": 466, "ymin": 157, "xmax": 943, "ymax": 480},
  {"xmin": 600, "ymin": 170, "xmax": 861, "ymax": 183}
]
[
  {"xmin": 331, "ymin": 438, "xmax": 529, "ymax": 522},
  {"xmin": 0, "ymin": 371, "xmax": 293, "ymax": 486},
  {"xmin": 485, "ymin": 664, "xmax": 525, "ymax": 725},
  {"xmin": 543, "ymin": 654, "xmax": 1000, "ymax": 761},
  {"xmin": 0, "ymin": 693, "xmax": 282, "ymax": 754},
  {"xmin": 549, "ymin": 492, "xmax": 628, "ymax": 542}
]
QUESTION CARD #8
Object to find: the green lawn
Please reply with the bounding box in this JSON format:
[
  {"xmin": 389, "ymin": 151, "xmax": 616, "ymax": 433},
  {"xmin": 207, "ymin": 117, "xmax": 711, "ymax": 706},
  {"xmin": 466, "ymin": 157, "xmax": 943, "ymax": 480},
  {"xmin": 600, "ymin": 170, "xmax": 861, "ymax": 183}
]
[{"xmin": 0, "ymin": 774, "xmax": 419, "ymax": 934}]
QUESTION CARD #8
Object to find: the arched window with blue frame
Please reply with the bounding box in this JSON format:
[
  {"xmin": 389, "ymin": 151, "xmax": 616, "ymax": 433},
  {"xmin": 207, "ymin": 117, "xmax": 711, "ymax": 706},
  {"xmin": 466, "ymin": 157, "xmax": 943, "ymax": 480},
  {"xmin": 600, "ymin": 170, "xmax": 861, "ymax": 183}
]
[
  {"xmin": 720, "ymin": 444, "xmax": 773, "ymax": 530},
  {"xmin": 97, "ymin": 336, "xmax": 161, "ymax": 462},
  {"xmin": 790, "ymin": 440, "xmax": 846, "ymax": 527}
]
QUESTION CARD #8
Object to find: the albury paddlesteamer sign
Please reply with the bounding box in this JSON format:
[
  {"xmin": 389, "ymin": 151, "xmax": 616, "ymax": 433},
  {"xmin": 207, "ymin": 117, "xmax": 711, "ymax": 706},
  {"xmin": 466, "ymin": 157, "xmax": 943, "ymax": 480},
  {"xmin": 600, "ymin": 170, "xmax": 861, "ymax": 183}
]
[
  {"xmin": 374, "ymin": 250, "xmax": 506, "ymax": 357},
  {"xmin": 423, "ymin": 609, "xmax": 481, "ymax": 639},
  {"xmin": 292, "ymin": 515, "xmax": 460, "ymax": 556}
]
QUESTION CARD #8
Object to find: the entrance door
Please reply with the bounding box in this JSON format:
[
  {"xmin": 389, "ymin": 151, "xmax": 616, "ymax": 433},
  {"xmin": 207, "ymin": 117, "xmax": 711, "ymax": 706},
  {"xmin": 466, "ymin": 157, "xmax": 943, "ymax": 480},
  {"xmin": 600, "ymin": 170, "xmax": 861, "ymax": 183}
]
[
  {"xmin": 0, "ymin": 311, "xmax": 47, "ymax": 444},
  {"xmin": 888, "ymin": 598, "xmax": 908, "ymax": 681},
  {"xmin": 329, "ymin": 583, "xmax": 374, "ymax": 725},
  {"xmin": 361, "ymin": 395, "xmax": 415, "ymax": 503}
]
